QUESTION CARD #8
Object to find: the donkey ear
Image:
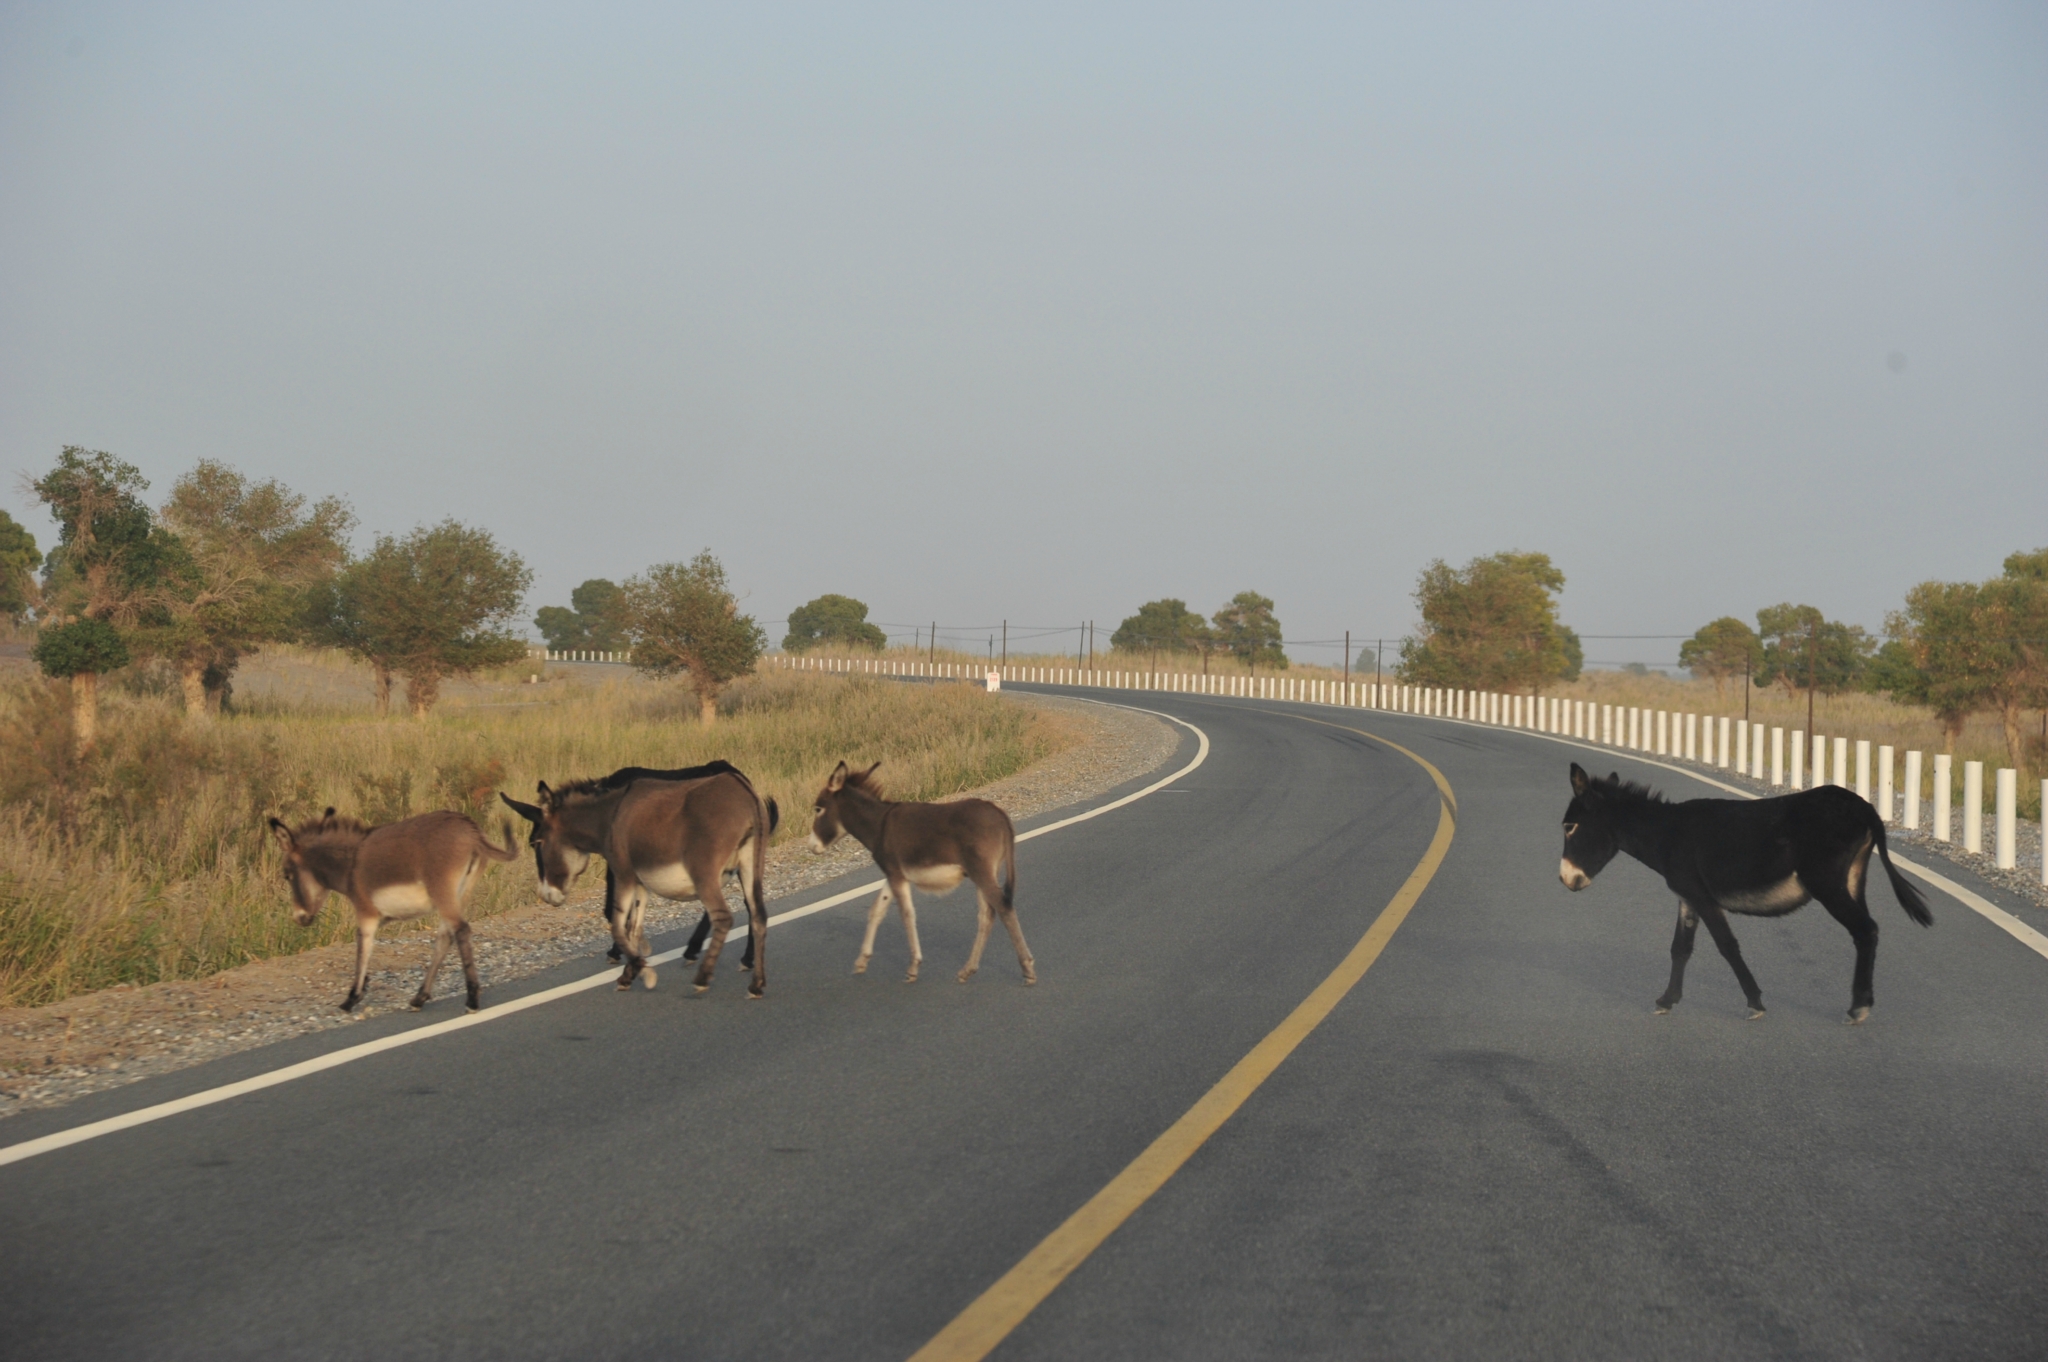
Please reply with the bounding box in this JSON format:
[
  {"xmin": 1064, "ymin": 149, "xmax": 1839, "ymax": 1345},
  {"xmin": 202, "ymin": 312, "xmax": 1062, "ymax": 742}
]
[
  {"xmin": 1569, "ymin": 763, "xmax": 1590, "ymax": 796},
  {"xmin": 501, "ymin": 792, "xmax": 542, "ymax": 823},
  {"xmin": 267, "ymin": 816, "xmax": 295, "ymax": 847},
  {"xmin": 863, "ymin": 761, "xmax": 882, "ymax": 780},
  {"xmin": 826, "ymin": 761, "xmax": 849, "ymax": 792}
]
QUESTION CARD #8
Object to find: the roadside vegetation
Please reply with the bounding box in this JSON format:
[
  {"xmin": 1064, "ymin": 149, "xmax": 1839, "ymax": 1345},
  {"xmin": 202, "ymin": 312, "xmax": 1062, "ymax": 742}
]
[{"xmin": 0, "ymin": 657, "xmax": 1075, "ymax": 1009}]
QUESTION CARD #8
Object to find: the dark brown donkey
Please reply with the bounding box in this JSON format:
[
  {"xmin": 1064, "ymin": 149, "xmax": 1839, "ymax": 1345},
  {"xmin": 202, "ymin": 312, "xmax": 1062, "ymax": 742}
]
[
  {"xmin": 809, "ymin": 761, "xmax": 1034, "ymax": 985},
  {"xmin": 502, "ymin": 765, "xmax": 773, "ymax": 997},
  {"xmin": 267, "ymin": 809, "xmax": 521, "ymax": 1013}
]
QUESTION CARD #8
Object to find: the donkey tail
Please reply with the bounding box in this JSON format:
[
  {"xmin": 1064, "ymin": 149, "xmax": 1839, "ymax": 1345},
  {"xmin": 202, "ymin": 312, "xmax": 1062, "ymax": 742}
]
[
  {"xmin": 481, "ymin": 818, "xmax": 523, "ymax": 863},
  {"xmin": 1001, "ymin": 817, "xmax": 1017, "ymax": 912},
  {"xmin": 765, "ymin": 796, "xmax": 781, "ymax": 836},
  {"xmin": 1870, "ymin": 813, "xmax": 1933, "ymax": 927}
]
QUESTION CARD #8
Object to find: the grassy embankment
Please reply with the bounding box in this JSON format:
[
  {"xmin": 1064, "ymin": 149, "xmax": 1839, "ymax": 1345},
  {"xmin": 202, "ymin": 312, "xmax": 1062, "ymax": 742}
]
[
  {"xmin": 0, "ymin": 649, "xmax": 1077, "ymax": 1008},
  {"xmin": 798, "ymin": 644, "xmax": 2045, "ymax": 818}
]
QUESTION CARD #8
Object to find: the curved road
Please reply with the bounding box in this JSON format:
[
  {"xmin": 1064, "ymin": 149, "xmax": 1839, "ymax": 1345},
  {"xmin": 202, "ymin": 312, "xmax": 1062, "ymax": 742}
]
[{"xmin": 4, "ymin": 690, "xmax": 2046, "ymax": 1360}]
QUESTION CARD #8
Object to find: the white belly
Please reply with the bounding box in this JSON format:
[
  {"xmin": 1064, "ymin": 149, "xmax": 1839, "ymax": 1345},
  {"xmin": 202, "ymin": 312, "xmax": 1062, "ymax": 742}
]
[
  {"xmin": 906, "ymin": 864, "xmax": 966, "ymax": 894},
  {"xmin": 370, "ymin": 883, "xmax": 435, "ymax": 919},
  {"xmin": 642, "ymin": 864, "xmax": 699, "ymax": 900},
  {"xmin": 1720, "ymin": 874, "xmax": 1810, "ymax": 913}
]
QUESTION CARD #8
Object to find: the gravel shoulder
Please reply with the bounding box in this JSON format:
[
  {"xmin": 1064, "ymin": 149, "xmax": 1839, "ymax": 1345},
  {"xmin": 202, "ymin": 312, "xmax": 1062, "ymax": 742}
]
[{"xmin": 0, "ymin": 690, "xmax": 1177, "ymax": 1121}]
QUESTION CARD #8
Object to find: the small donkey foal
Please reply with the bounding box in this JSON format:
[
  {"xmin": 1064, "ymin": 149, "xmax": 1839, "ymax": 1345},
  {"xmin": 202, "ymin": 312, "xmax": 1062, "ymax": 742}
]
[
  {"xmin": 269, "ymin": 808, "xmax": 520, "ymax": 1013},
  {"xmin": 810, "ymin": 761, "xmax": 1034, "ymax": 984}
]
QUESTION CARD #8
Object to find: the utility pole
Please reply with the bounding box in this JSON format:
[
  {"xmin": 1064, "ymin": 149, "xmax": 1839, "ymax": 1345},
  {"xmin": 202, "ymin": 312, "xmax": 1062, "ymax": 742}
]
[
  {"xmin": 1744, "ymin": 650, "xmax": 1751, "ymax": 724},
  {"xmin": 1806, "ymin": 617, "xmax": 1818, "ymax": 738},
  {"xmin": 1001, "ymin": 621, "xmax": 1007, "ymax": 668},
  {"xmin": 930, "ymin": 622, "xmax": 937, "ymax": 665},
  {"xmin": 1375, "ymin": 638, "xmax": 1383, "ymax": 693},
  {"xmin": 1343, "ymin": 630, "xmax": 1351, "ymax": 685},
  {"xmin": 1088, "ymin": 621, "xmax": 1095, "ymax": 672}
]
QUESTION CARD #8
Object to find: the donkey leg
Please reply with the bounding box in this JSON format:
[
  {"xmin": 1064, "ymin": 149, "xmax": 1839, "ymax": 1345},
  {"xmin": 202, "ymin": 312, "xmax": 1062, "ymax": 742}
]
[
  {"xmin": 683, "ymin": 911, "xmax": 712, "ymax": 962},
  {"xmin": 627, "ymin": 888, "xmax": 657, "ymax": 991},
  {"xmin": 998, "ymin": 906, "xmax": 1036, "ymax": 986},
  {"xmin": 1696, "ymin": 904, "xmax": 1766, "ymax": 1019},
  {"xmin": 692, "ymin": 897, "xmax": 734, "ymax": 992},
  {"xmin": 454, "ymin": 920, "xmax": 482, "ymax": 1011},
  {"xmin": 1654, "ymin": 901, "xmax": 1698, "ymax": 1013},
  {"xmin": 893, "ymin": 880, "xmax": 924, "ymax": 983},
  {"xmin": 613, "ymin": 885, "xmax": 651, "ymax": 990},
  {"xmin": 736, "ymin": 863, "xmax": 758, "ymax": 974},
  {"xmin": 854, "ymin": 887, "xmax": 891, "ymax": 974},
  {"xmin": 342, "ymin": 917, "xmax": 381, "ymax": 1012},
  {"xmin": 604, "ymin": 864, "xmax": 622, "ymax": 962},
  {"xmin": 412, "ymin": 921, "xmax": 454, "ymax": 1010},
  {"xmin": 1815, "ymin": 891, "xmax": 1880, "ymax": 1024},
  {"xmin": 958, "ymin": 887, "xmax": 997, "ymax": 984}
]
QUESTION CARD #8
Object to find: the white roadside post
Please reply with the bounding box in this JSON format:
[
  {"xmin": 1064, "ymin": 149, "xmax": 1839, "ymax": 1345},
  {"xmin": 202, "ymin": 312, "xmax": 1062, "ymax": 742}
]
[
  {"xmin": 1934, "ymin": 754, "xmax": 1952, "ymax": 841},
  {"xmin": 1855, "ymin": 740, "xmax": 1871, "ymax": 802},
  {"xmin": 1684, "ymin": 713, "xmax": 1695, "ymax": 760},
  {"xmin": 1654, "ymin": 710, "xmax": 1666, "ymax": 756},
  {"xmin": 1994, "ymin": 768, "xmax": 2016, "ymax": 870},
  {"xmin": 1877, "ymin": 746, "xmax": 1893, "ymax": 821},
  {"xmin": 1735, "ymin": 720, "xmax": 1749, "ymax": 775},
  {"xmin": 1834, "ymin": 737, "xmax": 1849, "ymax": 789},
  {"xmin": 1963, "ymin": 760, "xmax": 1983, "ymax": 853},
  {"xmin": 1904, "ymin": 751, "xmax": 1922, "ymax": 829},
  {"xmin": 1770, "ymin": 728, "xmax": 1784, "ymax": 786},
  {"xmin": 1752, "ymin": 724, "xmax": 1764, "ymax": 780},
  {"xmin": 1790, "ymin": 731, "xmax": 1805, "ymax": 788},
  {"xmin": 1601, "ymin": 704, "xmax": 1612, "ymax": 744},
  {"xmin": 1813, "ymin": 735, "xmax": 1826, "ymax": 787},
  {"xmin": 1717, "ymin": 716, "xmax": 1731, "ymax": 768}
]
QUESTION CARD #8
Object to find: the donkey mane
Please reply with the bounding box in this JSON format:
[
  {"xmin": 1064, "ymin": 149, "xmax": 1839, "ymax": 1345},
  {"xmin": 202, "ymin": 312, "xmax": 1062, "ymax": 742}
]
[
  {"xmin": 1594, "ymin": 774, "xmax": 1667, "ymax": 805},
  {"xmin": 290, "ymin": 811, "xmax": 372, "ymax": 842},
  {"xmin": 552, "ymin": 759, "xmax": 744, "ymax": 804}
]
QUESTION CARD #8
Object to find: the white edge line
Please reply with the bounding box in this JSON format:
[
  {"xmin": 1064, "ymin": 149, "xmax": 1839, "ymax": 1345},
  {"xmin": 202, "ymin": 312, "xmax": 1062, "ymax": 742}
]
[{"xmin": 0, "ymin": 707, "xmax": 1209, "ymax": 1170}]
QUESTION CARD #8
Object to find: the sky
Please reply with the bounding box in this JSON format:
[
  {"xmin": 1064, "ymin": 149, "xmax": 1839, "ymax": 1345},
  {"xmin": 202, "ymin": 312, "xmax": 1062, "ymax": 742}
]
[{"xmin": 3, "ymin": 2, "xmax": 2044, "ymax": 670}]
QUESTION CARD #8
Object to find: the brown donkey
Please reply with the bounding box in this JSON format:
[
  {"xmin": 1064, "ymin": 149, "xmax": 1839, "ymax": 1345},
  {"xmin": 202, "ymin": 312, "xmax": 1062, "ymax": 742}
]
[
  {"xmin": 502, "ymin": 765, "xmax": 773, "ymax": 997},
  {"xmin": 809, "ymin": 761, "xmax": 1034, "ymax": 985},
  {"xmin": 267, "ymin": 809, "xmax": 521, "ymax": 1013}
]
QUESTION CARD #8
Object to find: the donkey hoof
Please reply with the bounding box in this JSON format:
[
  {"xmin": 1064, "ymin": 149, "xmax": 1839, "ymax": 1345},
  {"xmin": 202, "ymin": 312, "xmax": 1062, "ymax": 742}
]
[
  {"xmin": 340, "ymin": 996, "xmax": 361, "ymax": 1014},
  {"xmin": 640, "ymin": 968, "xmax": 658, "ymax": 991},
  {"xmin": 466, "ymin": 1002, "xmax": 481, "ymax": 1013},
  {"xmin": 1653, "ymin": 1003, "xmax": 1672, "ymax": 1015},
  {"xmin": 408, "ymin": 997, "xmax": 427, "ymax": 1012},
  {"xmin": 1746, "ymin": 1006, "xmax": 1767, "ymax": 1021},
  {"xmin": 747, "ymin": 987, "xmax": 764, "ymax": 1000},
  {"xmin": 1023, "ymin": 974, "xmax": 1038, "ymax": 987},
  {"xmin": 694, "ymin": 983, "xmax": 710, "ymax": 994},
  {"xmin": 956, "ymin": 969, "xmax": 976, "ymax": 984},
  {"xmin": 852, "ymin": 957, "xmax": 869, "ymax": 975},
  {"xmin": 1845, "ymin": 1006, "xmax": 1871, "ymax": 1025}
]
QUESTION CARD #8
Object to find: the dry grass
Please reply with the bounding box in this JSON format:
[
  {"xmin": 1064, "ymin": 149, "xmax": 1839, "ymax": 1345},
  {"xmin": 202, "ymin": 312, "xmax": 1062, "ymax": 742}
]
[{"xmin": 0, "ymin": 651, "xmax": 1077, "ymax": 1007}]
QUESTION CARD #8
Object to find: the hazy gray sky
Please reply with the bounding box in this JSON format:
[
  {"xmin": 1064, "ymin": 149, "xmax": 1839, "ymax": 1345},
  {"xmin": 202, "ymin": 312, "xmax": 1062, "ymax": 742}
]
[{"xmin": 4, "ymin": 2, "xmax": 2043, "ymax": 668}]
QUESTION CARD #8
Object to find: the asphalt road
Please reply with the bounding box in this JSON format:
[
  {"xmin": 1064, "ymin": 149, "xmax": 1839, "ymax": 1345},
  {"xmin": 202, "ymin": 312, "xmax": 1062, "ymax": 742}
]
[{"xmin": 4, "ymin": 691, "xmax": 2046, "ymax": 1361}]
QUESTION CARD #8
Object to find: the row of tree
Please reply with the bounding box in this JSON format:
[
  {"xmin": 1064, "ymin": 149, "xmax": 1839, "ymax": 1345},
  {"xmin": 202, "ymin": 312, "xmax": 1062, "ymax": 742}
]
[
  {"xmin": 1109, "ymin": 592, "xmax": 1287, "ymax": 671},
  {"xmin": 12, "ymin": 448, "xmax": 767, "ymax": 745},
  {"xmin": 1678, "ymin": 548, "xmax": 2048, "ymax": 763}
]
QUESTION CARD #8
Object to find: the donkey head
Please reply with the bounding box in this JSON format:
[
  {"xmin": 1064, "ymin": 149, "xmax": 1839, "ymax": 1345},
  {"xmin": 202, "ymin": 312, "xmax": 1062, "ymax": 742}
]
[
  {"xmin": 810, "ymin": 761, "xmax": 882, "ymax": 853},
  {"xmin": 1559, "ymin": 763, "xmax": 1623, "ymax": 890},
  {"xmin": 500, "ymin": 783, "xmax": 590, "ymax": 906},
  {"xmin": 267, "ymin": 808, "xmax": 351, "ymax": 925}
]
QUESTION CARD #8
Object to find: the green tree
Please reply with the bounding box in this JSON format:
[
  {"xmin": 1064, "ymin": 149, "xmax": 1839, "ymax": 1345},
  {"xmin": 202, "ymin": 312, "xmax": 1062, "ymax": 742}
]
[
  {"xmin": 535, "ymin": 578, "xmax": 629, "ymax": 652},
  {"xmin": 0, "ymin": 510, "xmax": 41, "ymax": 624},
  {"xmin": 1399, "ymin": 551, "xmax": 1573, "ymax": 694},
  {"xmin": 1678, "ymin": 616, "xmax": 1763, "ymax": 702},
  {"xmin": 30, "ymin": 447, "xmax": 184, "ymax": 747},
  {"xmin": 1211, "ymin": 591, "xmax": 1285, "ymax": 672},
  {"xmin": 29, "ymin": 617, "xmax": 130, "ymax": 751},
  {"xmin": 782, "ymin": 593, "xmax": 887, "ymax": 653},
  {"xmin": 157, "ymin": 460, "xmax": 354, "ymax": 716},
  {"xmin": 332, "ymin": 520, "xmax": 533, "ymax": 718},
  {"xmin": 1755, "ymin": 604, "xmax": 1874, "ymax": 701},
  {"xmin": 625, "ymin": 550, "xmax": 767, "ymax": 724},
  {"xmin": 1880, "ymin": 582, "xmax": 1990, "ymax": 750},
  {"xmin": 1110, "ymin": 599, "xmax": 1208, "ymax": 665}
]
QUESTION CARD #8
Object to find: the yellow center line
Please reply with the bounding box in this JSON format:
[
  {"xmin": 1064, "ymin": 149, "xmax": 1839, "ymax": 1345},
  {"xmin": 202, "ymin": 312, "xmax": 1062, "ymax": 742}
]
[{"xmin": 908, "ymin": 720, "xmax": 1456, "ymax": 1362}]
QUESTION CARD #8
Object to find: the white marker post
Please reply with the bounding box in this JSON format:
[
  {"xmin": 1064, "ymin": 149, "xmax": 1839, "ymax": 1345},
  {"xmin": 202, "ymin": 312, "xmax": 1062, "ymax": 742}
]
[
  {"xmin": 1934, "ymin": 754, "xmax": 1952, "ymax": 841},
  {"xmin": 1963, "ymin": 760, "xmax": 1983, "ymax": 853},
  {"xmin": 1736, "ymin": 720, "xmax": 1749, "ymax": 776},
  {"xmin": 1855, "ymin": 740, "xmax": 1871, "ymax": 802},
  {"xmin": 1904, "ymin": 751, "xmax": 1922, "ymax": 829},
  {"xmin": 1877, "ymin": 746, "xmax": 1893, "ymax": 822},
  {"xmin": 1718, "ymin": 717, "xmax": 1731, "ymax": 769},
  {"xmin": 1771, "ymin": 728, "xmax": 1784, "ymax": 787},
  {"xmin": 1752, "ymin": 723, "xmax": 1765, "ymax": 780},
  {"xmin": 1834, "ymin": 737, "xmax": 1849, "ymax": 790},
  {"xmin": 1790, "ymin": 731, "xmax": 1805, "ymax": 788},
  {"xmin": 1995, "ymin": 769, "xmax": 2016, "ymax": 870}
]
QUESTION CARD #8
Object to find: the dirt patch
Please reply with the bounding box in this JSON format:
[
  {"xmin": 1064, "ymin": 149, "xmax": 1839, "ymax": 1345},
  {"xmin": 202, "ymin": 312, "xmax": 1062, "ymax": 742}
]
[{"xmin": 0, "ymin": 691, "xmax": 1177, "ymax": 1119}]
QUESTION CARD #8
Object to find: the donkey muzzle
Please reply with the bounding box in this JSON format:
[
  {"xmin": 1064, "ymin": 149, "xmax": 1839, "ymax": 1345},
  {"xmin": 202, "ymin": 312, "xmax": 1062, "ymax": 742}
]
[{"xmin": 1559, "ymin": 859, "xmax": 1591, "ymax": 891}]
